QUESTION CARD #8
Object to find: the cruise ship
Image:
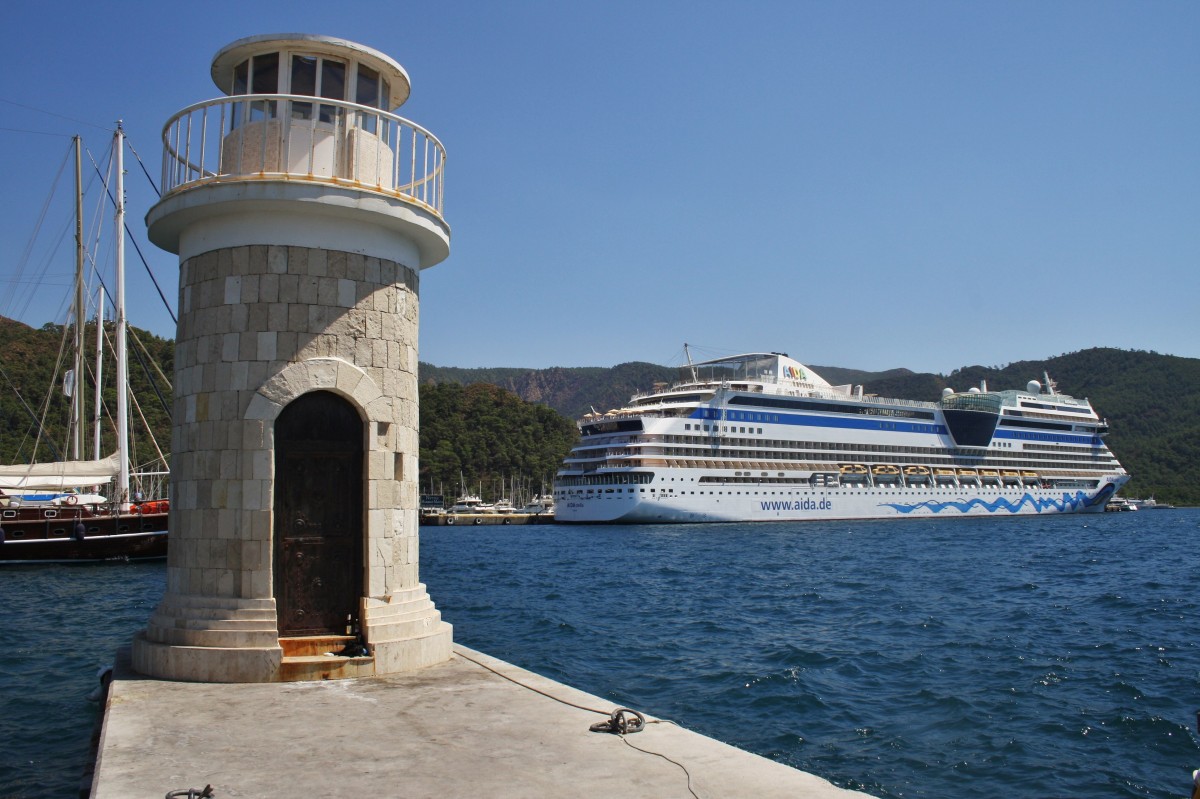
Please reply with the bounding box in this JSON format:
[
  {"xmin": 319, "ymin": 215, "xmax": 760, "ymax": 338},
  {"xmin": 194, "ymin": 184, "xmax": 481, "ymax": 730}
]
[{"xmin": 552, "ymin": 351, "xmax": 1128, "ymax": 523}]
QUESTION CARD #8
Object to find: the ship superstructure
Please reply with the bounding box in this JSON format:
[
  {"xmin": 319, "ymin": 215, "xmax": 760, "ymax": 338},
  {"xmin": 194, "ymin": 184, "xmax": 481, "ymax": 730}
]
[{"xmin": 553, "ymin": 352, "xmax": 1128, "ymax": 523}]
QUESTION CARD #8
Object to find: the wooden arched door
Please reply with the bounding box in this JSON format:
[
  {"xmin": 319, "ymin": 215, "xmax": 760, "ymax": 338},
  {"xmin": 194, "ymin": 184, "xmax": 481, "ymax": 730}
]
[{"xmin": 274, "ymin": 391, "xmax": 363, "ymax": 636}]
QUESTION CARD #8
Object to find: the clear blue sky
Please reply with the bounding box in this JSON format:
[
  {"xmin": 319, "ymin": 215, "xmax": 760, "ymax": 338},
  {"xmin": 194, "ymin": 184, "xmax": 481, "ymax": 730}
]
[{"xmin": 1, "ymin": 0, "xmax": 1196, "ymax": 376}]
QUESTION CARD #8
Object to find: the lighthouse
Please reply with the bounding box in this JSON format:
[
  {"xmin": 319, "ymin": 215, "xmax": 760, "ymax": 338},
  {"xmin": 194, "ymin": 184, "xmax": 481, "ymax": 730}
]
[{"xmin": 132, "ymin": 34, "xmax": 453, "ymax": 681}]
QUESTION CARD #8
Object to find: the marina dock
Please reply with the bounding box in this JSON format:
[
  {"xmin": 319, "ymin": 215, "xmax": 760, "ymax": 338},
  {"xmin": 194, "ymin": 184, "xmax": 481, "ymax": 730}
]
[
  {"xmin": 91, "ymin": 644, "xmax": 868, "ymax": 798},
  {"xmin": 420, "ymin": 512, "xmax": 557, "ymax": 526}
]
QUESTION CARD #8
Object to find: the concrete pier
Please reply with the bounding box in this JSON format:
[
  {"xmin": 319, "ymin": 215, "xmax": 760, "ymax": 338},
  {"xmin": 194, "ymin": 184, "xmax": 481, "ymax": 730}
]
[{"xmin": 92, "ymin": 644, "xmax": 870, "ymax": 798}]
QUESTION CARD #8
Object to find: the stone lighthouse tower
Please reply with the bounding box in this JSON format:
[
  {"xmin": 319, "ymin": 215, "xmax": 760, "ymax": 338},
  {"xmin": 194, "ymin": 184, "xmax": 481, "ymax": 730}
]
[{"xmin": 132, "ymin": 34, "xmax": 452, "ymax": 682}]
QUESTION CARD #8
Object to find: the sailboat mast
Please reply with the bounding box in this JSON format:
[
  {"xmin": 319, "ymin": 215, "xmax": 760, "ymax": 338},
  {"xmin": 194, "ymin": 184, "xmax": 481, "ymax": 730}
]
[
  {"xmin": 114, "ymin": 123, "xmax": 130, "ymax": 504},
  {"xmin": 72, "ymin": 135, "xmax": 86, "ymax": 461},
  {"xmin": 93, "ymin": 286, "xmax": 105, "ymax": 460}
]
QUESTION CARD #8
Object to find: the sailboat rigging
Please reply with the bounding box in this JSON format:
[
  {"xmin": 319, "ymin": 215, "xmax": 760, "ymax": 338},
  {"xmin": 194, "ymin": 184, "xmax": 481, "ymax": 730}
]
[{"xmin": 0, "ymin": 126, "xmax": 170, "ymax": 563}]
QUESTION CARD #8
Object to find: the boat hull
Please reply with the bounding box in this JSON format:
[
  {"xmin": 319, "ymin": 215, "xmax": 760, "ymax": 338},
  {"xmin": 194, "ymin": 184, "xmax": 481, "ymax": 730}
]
[
  {"xmin": 556, "ymin": 479, "xmax": 1124, "ymax": 524},
  {"xmin": 0, "ymin": 510, "xmax": 168, "ymax": 563},
  {"xmin": 0, "ymin": 530, "xmax": 167, "ymax": 562}
]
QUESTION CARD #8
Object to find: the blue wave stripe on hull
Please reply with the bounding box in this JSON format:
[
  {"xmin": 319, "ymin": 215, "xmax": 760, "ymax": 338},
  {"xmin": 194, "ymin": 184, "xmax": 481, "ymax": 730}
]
[{"xmin": 881, "ymin": 485, "xmax": 1114, "ymax": 515}]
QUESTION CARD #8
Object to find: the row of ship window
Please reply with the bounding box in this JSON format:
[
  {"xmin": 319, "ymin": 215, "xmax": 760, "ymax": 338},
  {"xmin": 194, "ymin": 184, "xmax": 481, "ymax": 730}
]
[
  {"xmin": 567, "ymin": 440, "xmax": 1117, "ymax": 467},
  {"xmin": 570, "ymin": 446, "xmax": 1111, "ymax": 463},
  {"xmin": 564, "ymin": 458, "xmax": 1115, "ymax": 477},
  {"xmin": 665, "ymin": 433, "xmax": 1109, "ymax": 457},
  {"xmin": 556, "ymin": 485, "xmax": 1056, "ymax": 496},
  {"xmin": 590, "ymin": 432, "xmax": 1107, "ymax": 459},
  {"xmin": 555, "ymin": 470, "xmax": 1106, "ymax": 489},
  {"xmin": 556, "ymin": 473, "xmax": 654, "ymax": 486},
  {"xmin": 684, "ymin": 423, "xmax": 765, "ymax": 434}
]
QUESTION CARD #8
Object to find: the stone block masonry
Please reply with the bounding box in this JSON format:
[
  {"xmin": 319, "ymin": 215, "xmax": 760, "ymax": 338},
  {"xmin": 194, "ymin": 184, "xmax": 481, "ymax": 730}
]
[{"xmin": 132, "ymin": 243, "xmax": 451, "ymax": 682}]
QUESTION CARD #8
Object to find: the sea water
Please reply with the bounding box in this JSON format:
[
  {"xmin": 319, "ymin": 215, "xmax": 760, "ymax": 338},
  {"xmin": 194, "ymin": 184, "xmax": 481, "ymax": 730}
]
[
  {"xmin": 2, "ymin": 510, "xmax": 1197, "ymax": 798},
  {"xmin": 0, "ymin": 560, "xmax": 165, "ymax": 798}
]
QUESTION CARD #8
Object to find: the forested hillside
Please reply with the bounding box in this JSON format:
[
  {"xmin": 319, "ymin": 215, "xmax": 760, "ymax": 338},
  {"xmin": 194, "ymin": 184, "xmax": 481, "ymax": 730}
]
[
  {"xmin": 0, "ymin": 317, "xmax": 173, "ymax": 471},
  {"xmin": 418, "ymin": 382, "xmax": 578, "ymax": 499},
  {"xmin": 3, "ymin": 315, "xmax": 1193, "ymax": 506}
]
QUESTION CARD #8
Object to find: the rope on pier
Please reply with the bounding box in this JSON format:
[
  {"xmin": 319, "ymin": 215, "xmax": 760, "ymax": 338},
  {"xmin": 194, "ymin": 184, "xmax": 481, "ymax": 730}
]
[
  {"xmin": 589, "ymin": 707, "xmax": 646, "ymax": 735},
  {"xmin": 454, "ymin": 648, "xmax": 698, "ymax": 798},
  {"xmin": 165, "ymin": 785, "xmax": 213, "ymax": 799}
]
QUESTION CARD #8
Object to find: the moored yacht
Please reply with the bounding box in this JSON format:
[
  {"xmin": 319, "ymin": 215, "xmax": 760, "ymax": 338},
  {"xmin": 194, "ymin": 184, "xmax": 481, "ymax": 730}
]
[
  {"xmin": 448, "ymin": 494, "xmax": 486, "ymax": 514},
  {"xmin": 520, "ymin": 494, "xmax": 556, "ymax": 515}
]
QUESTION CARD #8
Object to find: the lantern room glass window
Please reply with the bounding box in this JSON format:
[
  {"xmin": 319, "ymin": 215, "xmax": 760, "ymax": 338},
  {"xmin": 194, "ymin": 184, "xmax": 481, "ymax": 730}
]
[
  {"xmin": 229, "ymin": 51, "xmax": 393, "ymax": 131},
  {"xmin": 319, "ymin": 60, "xmax": 346, "ymax": 123},
  {"xmin": 356, "ymin": 64, "xmax": 383, "ymax": 132},
  {"xmin": 356, "ymin": 65, "xmax": 380, "ymax": 108},
  {"xmin": 230, "ymin": 52, "xmax": 281, "ymax": 127},
  {"xmin": 290, "ymin": 55, "xmax": 317, "ymax": 119},
  {"xmin": 286, "ymin": 55, "xmax": 347, "ymax": 123}
]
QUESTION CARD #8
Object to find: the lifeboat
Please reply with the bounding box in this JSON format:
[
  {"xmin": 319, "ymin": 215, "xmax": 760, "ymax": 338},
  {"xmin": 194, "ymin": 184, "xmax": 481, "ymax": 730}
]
[
  {"xmin": 1021, "ymin": 470, "xmax": 1039, "ymax": 485},
  {"xmin": 933, "ymin": 468, "xmax": 958, "ymax": 483},
  {"xmin": 956, "ymin": 468, "xmax": 979, "ymax": 484},
  {"xmin": 902, "ymin": 465, "xmax": 932, "ymax": 484},
  {"xmin": 839, "ymin": 464, "xmax": 870, "ymax": 484},
  {"xmin": 871, "ymin": 464, "xmax": 901, "ymax": 483},
  {"xmin": 1001, "ymin": 470, "xmax": 1021, "ymax": 485},
  {"xmin": 979, "ymin": 468, "xmax": 1001, "ymax": 485}
]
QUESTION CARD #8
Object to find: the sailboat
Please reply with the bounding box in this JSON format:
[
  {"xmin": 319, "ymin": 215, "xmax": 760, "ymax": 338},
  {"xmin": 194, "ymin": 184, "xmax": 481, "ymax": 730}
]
[{"xmin": 0, "ymin": 127, "xmax": 169, "ymax": 563}]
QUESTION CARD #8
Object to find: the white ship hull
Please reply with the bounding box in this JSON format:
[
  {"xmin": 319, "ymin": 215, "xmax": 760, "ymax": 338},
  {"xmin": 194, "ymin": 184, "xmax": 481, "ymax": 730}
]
[{"xmin": 557, "ymin": 474, "xmax": 1124, "ymax": 524}]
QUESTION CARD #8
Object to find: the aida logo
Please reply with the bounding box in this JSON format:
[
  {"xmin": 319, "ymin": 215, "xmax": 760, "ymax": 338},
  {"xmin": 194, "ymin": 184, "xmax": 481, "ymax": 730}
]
[
  {"xmin": 784, "ymin": 365, "xmax": 807, "ymax": 381},
  {"xmin": 759, "ymin": 499, "xmax": 831, "ymax": 511}
]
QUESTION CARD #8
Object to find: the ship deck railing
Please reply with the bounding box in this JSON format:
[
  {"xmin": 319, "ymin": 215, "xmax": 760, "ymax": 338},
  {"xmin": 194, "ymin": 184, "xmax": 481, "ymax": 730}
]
[{"xmin": 626, "ymin": 382, "xmax": 938, "ymax": 410}]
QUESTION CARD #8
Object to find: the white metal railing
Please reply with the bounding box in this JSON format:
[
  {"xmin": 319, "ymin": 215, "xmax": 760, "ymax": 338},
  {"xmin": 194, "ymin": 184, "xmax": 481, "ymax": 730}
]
[
  {"xmin": 160, "ymin": 94, "xmax": 446, "ymax": 217},
  {"xmin": 619, "ymin": 383, "xmax": 938, "ymax": 416}
]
